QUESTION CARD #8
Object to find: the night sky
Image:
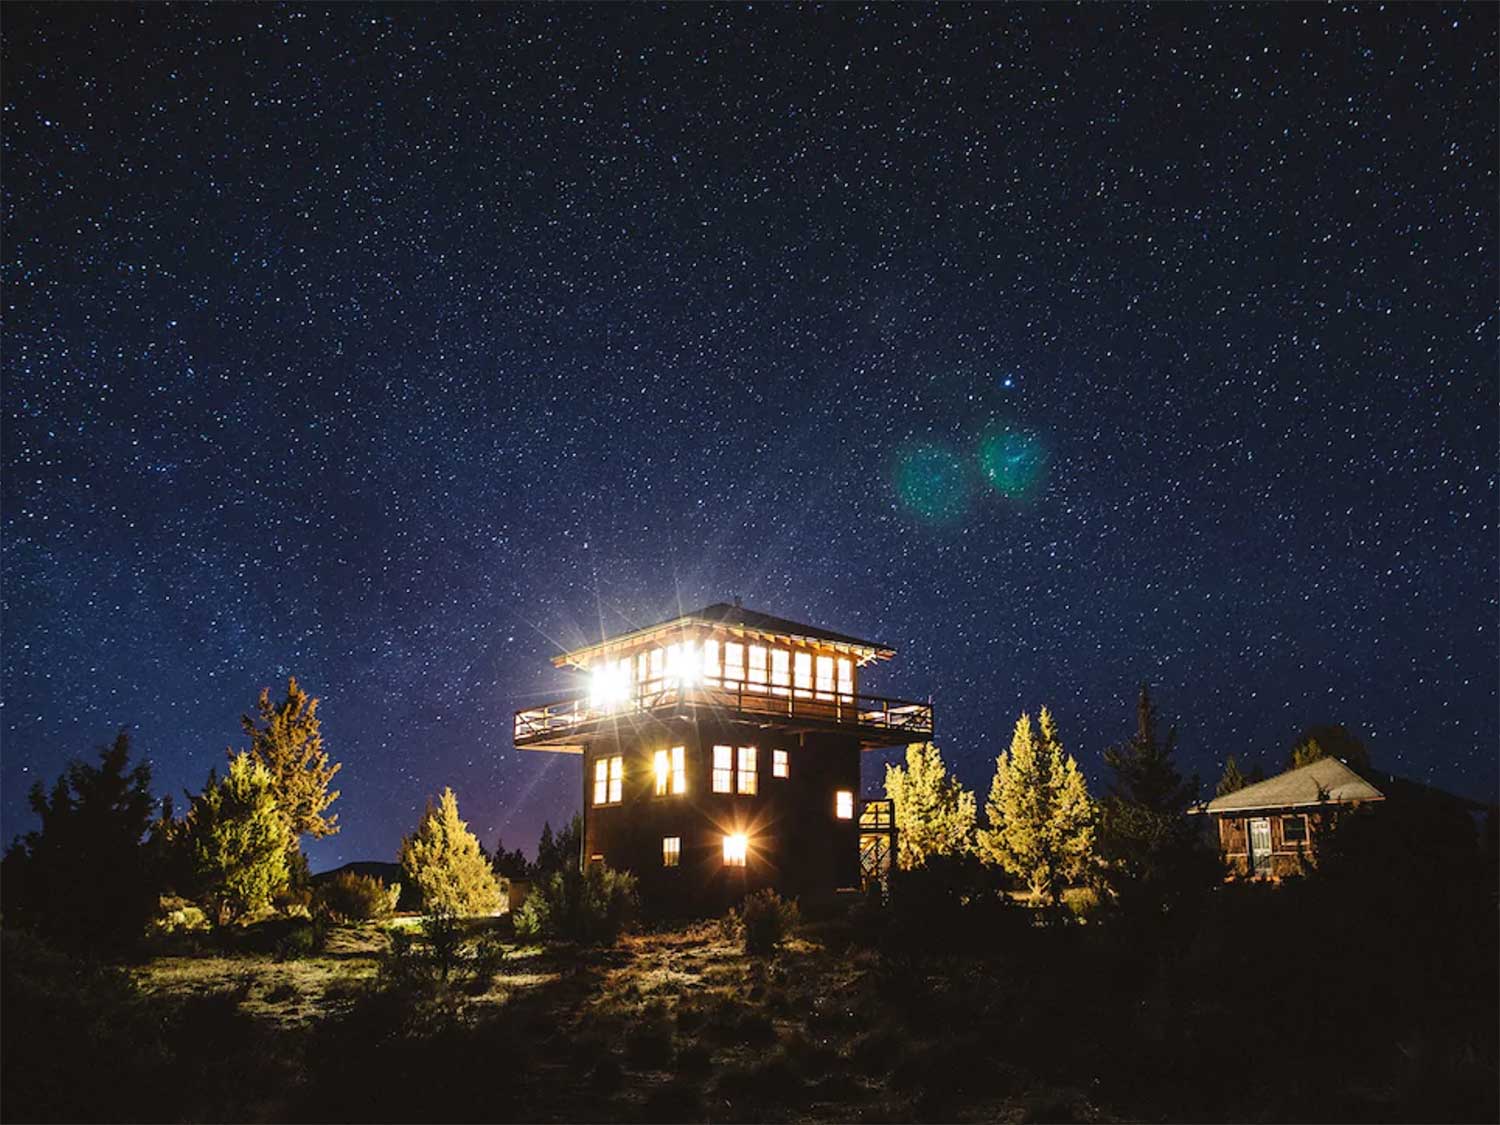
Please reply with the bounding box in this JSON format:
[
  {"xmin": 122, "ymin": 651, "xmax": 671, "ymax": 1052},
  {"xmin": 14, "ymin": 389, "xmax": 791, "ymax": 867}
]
[{"xmin": 3, "ymin": 5, "xmax": 1495, "ymax": 872}]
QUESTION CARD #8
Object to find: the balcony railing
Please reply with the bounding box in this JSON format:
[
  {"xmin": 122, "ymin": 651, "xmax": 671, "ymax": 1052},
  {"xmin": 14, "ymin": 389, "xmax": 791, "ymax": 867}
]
[{"xmin": 514, "ymin": 681, "xmax": 933, "ymax": 747}]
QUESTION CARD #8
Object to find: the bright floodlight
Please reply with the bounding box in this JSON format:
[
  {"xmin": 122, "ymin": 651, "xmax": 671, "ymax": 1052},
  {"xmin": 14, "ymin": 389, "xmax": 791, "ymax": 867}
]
[{"xmin": 590, "ymin": 662, "xmax": 629, "ymax": 709}]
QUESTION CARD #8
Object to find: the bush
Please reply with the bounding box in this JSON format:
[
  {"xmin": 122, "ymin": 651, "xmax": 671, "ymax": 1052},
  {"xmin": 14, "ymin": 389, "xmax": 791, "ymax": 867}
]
[
  {"xmin": 724, "ymin": 889, "xmax": 800, "ymax": 955},
  {"xmin": 314, "ymin": 870, "xmax": 397, "ymax": 924},
  {"xmin": 513, "ymin": 863, "xmax": 638, "ymax": 945}
]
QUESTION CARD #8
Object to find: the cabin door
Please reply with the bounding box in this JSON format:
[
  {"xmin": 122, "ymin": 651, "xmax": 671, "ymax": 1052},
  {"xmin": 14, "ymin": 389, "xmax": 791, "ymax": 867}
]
[{"xmin": 1249, "ymin": 818, "xmax": 1272, "ymax": 876}]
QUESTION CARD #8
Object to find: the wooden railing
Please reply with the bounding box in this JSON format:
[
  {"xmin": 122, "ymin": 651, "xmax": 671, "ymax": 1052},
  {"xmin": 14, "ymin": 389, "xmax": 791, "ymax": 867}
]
[{"xmin": 513, "ymin": 681, "xmax": 932, "ymax": 746}]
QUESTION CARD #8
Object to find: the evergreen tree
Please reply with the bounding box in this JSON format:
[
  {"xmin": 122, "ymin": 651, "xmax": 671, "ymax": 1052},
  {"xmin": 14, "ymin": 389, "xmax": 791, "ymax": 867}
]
[
  {"xmin": 535, "ymin": 813, "xmax": 582, "ymax": 876},
  {"xmin": 241, "ymin": 677, "xmax": 341, "ymax": 855},
  {"xmin": 1098, "ymin": 684, "xmax": 1214, "ymax": 909},
  {"xmin": 882, "ymin": 742, "xmax": 976, "ymax": 868},
  {"xmin": 977, "ymin": 709, "xmax": 1095, "ymax": 902},
  {"xmin": 400, "ymin": 788, "xmax": 502, "ymax": 915},
  {"xmin": 1215, "ymin": 755, "xmax": 1250, "ymax": 797},
  {"xmin": 490, "ymin": 835, "xmax": 533, "ymax": 880},
  {"xmin": 1288, "ymin": 724, "xmax": 1371, "ymax": 772},
  {"xmin": 185, "ymin": 752, "xmax": 291, "ymax": 925},
  {"xmin": 3, "ymin": 730, "xmax": 160, "ymax": 951}
]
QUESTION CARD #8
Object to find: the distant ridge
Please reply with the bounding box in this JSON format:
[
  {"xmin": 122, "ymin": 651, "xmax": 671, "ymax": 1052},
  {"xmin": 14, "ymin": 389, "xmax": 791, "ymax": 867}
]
[{"xmin": 311, "ymin": 860, "xmax": 402, "ymax": 885}]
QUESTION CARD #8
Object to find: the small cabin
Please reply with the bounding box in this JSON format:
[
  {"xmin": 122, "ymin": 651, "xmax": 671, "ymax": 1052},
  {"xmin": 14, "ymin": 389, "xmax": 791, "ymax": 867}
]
[
  {"xmin": 513, "ymin": 603, "xmax": 930, "ymax": 912},
  {"xmin": 1201, "ymin": 756, "xmax": 1384, "ymax": 879}
]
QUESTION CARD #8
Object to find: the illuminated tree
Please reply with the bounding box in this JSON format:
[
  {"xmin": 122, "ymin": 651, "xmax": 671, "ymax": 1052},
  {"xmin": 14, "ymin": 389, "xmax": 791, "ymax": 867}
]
[
  {"xmin": 185, "ymin": 752, "xmax": 291, "ymax": 925},
  {"xmin": 978, "ymin": 709, "xmax": 1094, "ymax": 902},
  {"xmin": 883, "ymin": 742, "xmax": 976, "ymax": 868},
  {"xmin": 1215, "ymin": 754, "xmax": 1250, "ymax": 797},
  {"xmin": 400, "ymin": 788, "xmax": 501, "ymax": 916},
  {"xmin": 241, "ymin": 677, "xmax": 341, "ymax": 859}
]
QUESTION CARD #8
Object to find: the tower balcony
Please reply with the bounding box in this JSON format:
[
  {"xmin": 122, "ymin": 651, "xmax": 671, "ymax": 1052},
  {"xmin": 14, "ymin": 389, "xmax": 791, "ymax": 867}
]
[{"xmin": 513, "ymin": 681, "xmax": 933, "ymax": 753}]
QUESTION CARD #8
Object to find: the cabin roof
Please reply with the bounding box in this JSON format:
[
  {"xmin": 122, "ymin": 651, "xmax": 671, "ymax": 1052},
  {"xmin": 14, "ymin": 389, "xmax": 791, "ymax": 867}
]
[
  {"xmin": 1204, "ymin": 756, "xmax": 1385, "ymax": 815},
  {"xmin": 553, "ymin": 603, "xmax": 896, "ymax": 668}
]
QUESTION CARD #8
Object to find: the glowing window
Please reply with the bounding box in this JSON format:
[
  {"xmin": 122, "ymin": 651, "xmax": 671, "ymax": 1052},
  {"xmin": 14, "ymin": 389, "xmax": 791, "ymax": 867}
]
[
  {"xmin": 665, "ymin": 643, "xmax": 682, "ymax": 685},
  {"xmin": 773, "ymin": 749, "xmax": 789, "ymax": 778},
  {"xmin": 815, "ymin": 654, "xmax": 835, "ymax": 698},
  {"xmin": 724, "ymin": 641, "xmax": 745, "ymax": 684},
  {"xmin": 747, "ymin": 645, "xmax": 768, "ymax": 691},
  {"xmin": 723, "ymin": 833, "xmax": 747, "ymax": 868},
  {"xmin": 670, "ymin": 745, "xmax": 686, "ymax": 794},
  {"xmin": 608, "ymin": 755, "xmax": 623, "ymax": 803},
  {"xmin": 702, "ymin": 638, "xmax": 721, "ymax": 685},
  {"xmin": 835, "ymin": 790, "xmax": 854, "ymax": 819},
  {"xmin": 647, "ymin": 647, "xmax": 665, "ymax": 689},
  {"xmin": 737, "ymin": 746, "xmax": 758, "ymax": 795},
  {"xmin": 794, "ymin": 651, "xmax": 813, "ymax": 696},
  {"xmin": 770, "ymin": 649, "xmax": 791, "ymax": 696},
  {"xmin": 653, "ymin": 748, "xmax": 670, "ymax": 796},
  {"xmin": 662, "ymin": 836, "xmax": 681, "ymax": 867},
  {"xmin": 593, "ymin": 758, "xmax": 608, "ymax": 806},
  {"xmin": 713, "ymin": 745, "xmax": 733, "ymax": 793},
  {"xmin": 836, "ymin": 657, "xmax": 854, "ymax": 698}
]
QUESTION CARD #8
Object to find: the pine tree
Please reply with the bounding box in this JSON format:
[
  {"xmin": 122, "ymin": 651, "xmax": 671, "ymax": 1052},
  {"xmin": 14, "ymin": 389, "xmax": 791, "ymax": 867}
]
[
  {"xmin": 1215, "ymin": 755, "xmax": 1250, "ymax": 797},
  {"xmin": 3, "ymin": 730, "xmax": 160, "ymax": 951},
  {"xmin": 1098, "ymin": 684, "xmax": 1213, "ymax": 909},
  {"xmin": 977, "ymin": 709, "xmax": 1094, "ymax": 902},
  {"xmin": 185, "ymin": 752, "xmax": 291, "ymax": 925},
  {"xmin": 883, "ymin": 742, "xmax": 976, "ymax": 868},
  {"xmin": 400, "ymin": 788, "xmax": 502, "ymax": 916},
  {"xmin": 241, "ymin": 677, "xmax": 341, "ymax": 854}
]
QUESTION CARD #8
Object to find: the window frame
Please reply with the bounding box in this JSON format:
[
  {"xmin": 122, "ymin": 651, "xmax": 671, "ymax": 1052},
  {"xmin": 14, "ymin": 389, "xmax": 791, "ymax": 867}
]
[
  {"xmin": 662, "ymin": 836, "xmax": 681, "ymax": 868},
  {"xmin": 737, "ymin": 746, "xmax": 758, "ymax": 795},
  {"xmin": 722, "ymin": 833, "xmax": 747, "ymax": 868},
  {"xmin": 712, "ymin": 744, "xmax": 734, "ymax": 794},
  {"xmin": 835, "ymin": 789, "xmax": 854, "ymax": 819},
  {"xmin": 608, "ymin": 754, "xmax": 623, "ymax": 803},
  {"xmin": 772, "ymin": 748, "xmax": 789, "ymax": 778}
]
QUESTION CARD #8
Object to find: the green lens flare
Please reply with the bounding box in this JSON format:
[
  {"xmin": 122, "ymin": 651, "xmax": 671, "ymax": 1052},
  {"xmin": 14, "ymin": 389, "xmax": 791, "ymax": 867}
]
[
  {"xmin": 895, "ymin": 444, "xmax": 969, "ymax": 523},
  {"xmin": 979, "ymin": 426, "xmax": 1048, "ymax": 500}
]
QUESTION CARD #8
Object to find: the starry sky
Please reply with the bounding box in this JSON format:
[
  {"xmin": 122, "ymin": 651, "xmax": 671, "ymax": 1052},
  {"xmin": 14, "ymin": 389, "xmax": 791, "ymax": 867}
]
[{"xmin": 3, "ymin": 5, "xmax": 1496, "ymax": 871}]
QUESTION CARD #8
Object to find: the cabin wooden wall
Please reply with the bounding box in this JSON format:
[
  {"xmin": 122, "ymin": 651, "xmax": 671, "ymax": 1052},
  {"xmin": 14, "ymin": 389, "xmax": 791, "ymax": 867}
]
[{"xmin": 1216, "ymin": 810, "xmax": 1324, "ymax": 878}]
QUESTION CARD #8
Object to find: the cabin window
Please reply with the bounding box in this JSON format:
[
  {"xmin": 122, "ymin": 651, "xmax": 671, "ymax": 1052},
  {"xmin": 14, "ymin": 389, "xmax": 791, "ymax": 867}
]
[
  {"xmin": 794, "ymin": 651, "xmax": 813, "ymax": 697},
  {"xmin": 593, "ymin": 759, "xmax": 608, "ymax": 806},
  {"xmin": 724, "ymin": 642, "xmax": 745, "ymax": 684},
  {"xmin": 737, "ymin": 746, "xmax": 758, "ymax": 795},
  {"xmin": 836, "ymin": 657, "xmax": 854, "ymax": 698},
  {"xmin": 835, "ymin": 790, "xmax": 854, "ymax": 819},
  {"xmin": 712, "ymin": 745, "xmax": 734, "ymax": 793},
  {"xmin": 702, "ymin": 638, "xmax": 721, "ymax": 685},
  {"xmin": 662, "ymin": 836, "xmax": 681, "ymax": 867},
  {"xmin": 773, "ymin": 749, "xmax": 789, "ymax": 778},
  {"xmin": 747, "ymin": 645, "xmax": 768, "ymax": 691},
  {"xmin": 770, "ymin": 648, "xmax": 791, "ymax": 695},
  {"xmin": 722, "ymin": 833, "xmax": 747, "ymax": 867},
  {"xmin": 815, "ymin": 654, "xmax": 835, "ymax": 699},
  {"xmin": 1282, "ymin": 814, "xmax": 1307, "ymax": 844},
  {"xmin": 609, "ymin": 754, "xmax": 623, "ymax": 803}
]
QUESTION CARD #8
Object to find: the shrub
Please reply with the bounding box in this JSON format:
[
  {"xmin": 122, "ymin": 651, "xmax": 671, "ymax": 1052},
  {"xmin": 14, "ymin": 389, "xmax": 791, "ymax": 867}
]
[
  {"xmin": 399, "ymin": 788, "xmax": 501, "ymax": 916},
  {"xmin": 314, "ymin": 870, "xmax": 397, "ymax": 924},
  {"xmin": 513, "ymin": 863, "xmax": 638, "ymax": 945},
  {"xmin": 726, "ymin": 889, "xmax": 800, "ymax": 955}
]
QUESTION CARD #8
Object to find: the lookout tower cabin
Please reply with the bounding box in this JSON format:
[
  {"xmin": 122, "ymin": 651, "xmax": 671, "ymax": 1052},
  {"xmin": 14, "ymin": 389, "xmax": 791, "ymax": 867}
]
[{"xmin": 513, "ymin": 603, "xmax": 933, "ymax": 912}]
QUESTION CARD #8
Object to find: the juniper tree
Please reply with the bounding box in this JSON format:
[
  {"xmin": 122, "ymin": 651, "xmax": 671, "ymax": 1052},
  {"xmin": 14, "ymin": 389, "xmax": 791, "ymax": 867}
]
[
  {"xmin": 241, "ymin": 677, "xmax": 341, "ymax": 863},
  {"xmin": 1215, "ymin": 754, "xmax": 1250, "ymax": 797},
  {"xmin": 883, "ymin": 741, "xmax": 976, "ymax": 868},
  {"xmin": 400, "ymin": 788, "xmax": 501, "ymax": 915},
  {"xmin": 185, "ymin": 752, "xmax": 291, "ymax": 925},
  {"xmin": 978, "ymin": 709, "xmax": 1094, "ymax": 902}
]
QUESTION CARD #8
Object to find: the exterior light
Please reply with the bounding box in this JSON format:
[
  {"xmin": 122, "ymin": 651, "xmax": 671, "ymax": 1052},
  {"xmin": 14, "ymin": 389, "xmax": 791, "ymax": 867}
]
[
  {"xmin": 590, "ymin": 662, "xmax": 630, "ymax": 710},
  {"xmin": 723, "ymin": 832, "xmax": 748, "ymax": 867}
]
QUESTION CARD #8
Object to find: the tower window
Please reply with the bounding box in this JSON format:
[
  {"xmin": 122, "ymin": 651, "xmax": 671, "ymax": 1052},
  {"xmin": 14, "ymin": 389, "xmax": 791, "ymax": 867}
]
[
  {"xmin": 836, "ymin": 789, "xmax": 854, "ymax": 819},
  {"xmin": 794, "ymin": 651, "xmax": 813, "ymax": 697},
  {"xmin": 815, "ymin": 654, "xmax": 835, "ymax": 698},
  {"xmin": 737, "ymin": 746, "xmax": 758, "ymax": 795},
  {"xmin": 773, "ymin": 749, "xmax": 789, "ymax": 778},
  {"xmin": 702, "ymin": 638, "xmax": 721, "ymax": 685},
  {"xmin": 593, "ymin": 759, "xmax": 608, "ymax": 806},
  {"xmin": 609, "ymin": 754, "xmax": 623, "ymax": 803},
  {"xmin": 594, "ymin": 755, "xmax": 624, "ymax": 806},
  {"xmin": 837, "ymin": 657, "xmax": 854, "ymax": 698},
  {"xmin": 723, "ymin": 833, "xmax": 747, "ymax": 867},
  {"xmin": 747, "ymin": 645, "xmax": 768, "ymax": 691},
  {"xmin": 770, "ymin": 649, "xmax": 791, "ymax": 696},
  {"xmin": 713, "ymin": 745, "xmax": 733, "ymax": 793},
  {"xmin": 662, "ymin": 836, "xmax": 681, "ymax": 867},
  {"xmin": 724, "ymin": 642, "xmax": 745, "ymax": 684},
  {"xmin": 654, "ymin": 749, "xmax": 670, "ymax": 796}
]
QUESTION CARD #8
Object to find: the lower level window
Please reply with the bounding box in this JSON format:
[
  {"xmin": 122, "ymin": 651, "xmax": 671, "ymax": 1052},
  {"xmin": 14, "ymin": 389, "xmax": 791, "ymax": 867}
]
[
  {"xmin": 662, "ymin": 836, "xmax": 681, "ymax": 867},
  {"xmin": 835, "ymin": 790, "xmax": 854, "ymax": 819},
  {"xmin": 722, "ymin": 833, "xmax": 747, "ymax": 867},
  {"xmin": 1282, "ymin": 814, "xmax": 1307, "ymax": 843}
]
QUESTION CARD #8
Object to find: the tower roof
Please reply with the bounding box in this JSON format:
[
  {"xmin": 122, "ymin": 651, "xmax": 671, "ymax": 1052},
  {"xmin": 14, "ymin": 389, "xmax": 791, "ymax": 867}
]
[{"xmin": 553, "ymin": 602, "xmax": 895, "ymax": 668}]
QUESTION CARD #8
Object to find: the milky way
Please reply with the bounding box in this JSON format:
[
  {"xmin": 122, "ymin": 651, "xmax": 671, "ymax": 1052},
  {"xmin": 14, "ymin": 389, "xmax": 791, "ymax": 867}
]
[{"xmin": 3, "ymin": 5, "xmax": 1495, "ymax": 870}]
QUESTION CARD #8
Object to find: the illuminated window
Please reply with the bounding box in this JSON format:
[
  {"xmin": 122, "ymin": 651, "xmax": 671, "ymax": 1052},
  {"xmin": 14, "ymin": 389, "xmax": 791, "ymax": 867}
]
[
  {"xmin": 591, "ymin": 659, "xmax": 631, "ymax": 710},
  {"xmin": 670, "ymin": 745, "xmax": 686, "ymax": 794},
  {"xmin": 665, "ymin": 643, "xmax": 682, "ymax": 685},
  {"xmin": 702, "ymin": 638, "xmax": 721, "ymax": 685},
  {"xmin": 662, "ymin": 836, "xmax": 681, "ymax": 867},
  {"xmin": 773, "ymin": 749, "xmax": 789, "ymax": 778},
  {"xmin": 724, "ymin": 642, "xmax": 745, "ymax": 684},
  {"xmin": 654, "ymin": 749, "xmax": 670, "ymax": 796},
  {"xmin": 713, "ymin": 745, "xmax": 733, "ymax": 793},
  {"xmin": 636, "ymin": 651, "xmax": 648, "ymax": 685},
  {"xmin": 747, "ymin": 645, "xmax": 768, "ymax": 691},
  {"xmin": 647, "ymin": 647, "xmax": 665, "ymax": 690},
  {"xmin": 723, "ymin": 833, "xmax": 747, "ymax": 867},
  {"xmin": 609, "ymin": 754, "xmax": 623, "ymax": 803},
  {"xmin": 794, "ymin": 651, "xmax": 813, "ymax": 697},
  {"xmin": 737, "ymin": 746, "xmax": 758, "ymax": 795},
  {"xmin": 835, "ymin": 790, "xmax": 854, "ymax": 819},
  {"xmin": 815, "ymin": 654, "xmax": 835, "ymax": 698},
  {"xmin": 836, "ymin": 657, "xmax": 854, "ymax": 698},
  {"xmin": 770, "ymin": 649, "xmax": 791, "ymax": 696},
  {"xmin": 593, "ymin": 758, "xmax": 608, "ymax": 806}
]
